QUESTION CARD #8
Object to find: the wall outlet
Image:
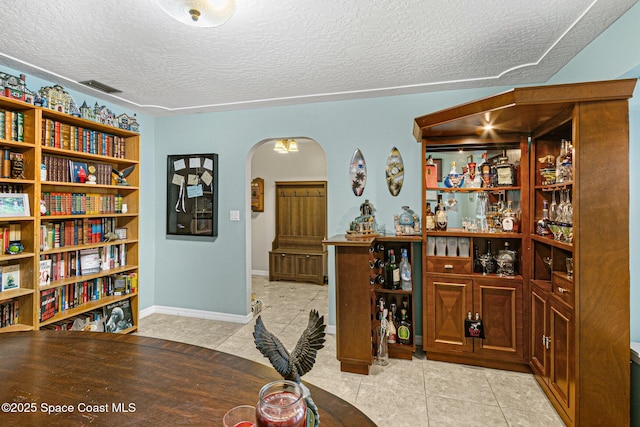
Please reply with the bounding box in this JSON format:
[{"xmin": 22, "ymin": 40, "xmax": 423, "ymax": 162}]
[{"xmin": 230, "ymin": 210, "xmax": 240, "ymax": 221}]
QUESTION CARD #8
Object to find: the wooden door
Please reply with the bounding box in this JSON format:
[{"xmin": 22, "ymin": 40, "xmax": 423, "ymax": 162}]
[
  {"xmin": 426, "ymin": 276, "xmax": 473, "ymax": 353},
  {"xmin": 530, "ymin": 281, "xmax": 550, "ymax": 378},
  {"xmin": 549, "ymin": 296, "xmax": 575, "ymax": 422},
  {"xmin": 473, "ymin": 278, "xmax": 524, "ymax": 362}
]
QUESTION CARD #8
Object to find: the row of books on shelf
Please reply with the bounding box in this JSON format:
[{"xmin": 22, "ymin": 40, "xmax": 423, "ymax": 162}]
[
  {"xmin": 40, "ymin": 299, "xmax": 133, "ymax": 333},
  {"xmin": 42, "ymin": 191, "xmax": 124, "ymax": 215},
  {"xmin": 0, "ymin": 109, "xmax": 25, "ymax": 142},
  {"xmin": 0, "ymin": 223, "xmax": 21, "ymax": 254},
  {"xmin": 43, "ymin": 154, "xmax": 113, "ymax": 185},
  {"xmin": 39, "ymin": 273, "xmax": 137, "ymax": 322},
  {"xmin": 0, "ymin": 299, "xmax": 19, "ymax": 328},
  {"xmin": 39, "ymin": 245, "xmax": 127, "ymax": 284},
  {"xmin": 41, "ymin": 118, "xmax": 126, "ymax": 158},
  {"xmin": 40, "ymin": 218, "xmax": 125, "ymax": 250}
]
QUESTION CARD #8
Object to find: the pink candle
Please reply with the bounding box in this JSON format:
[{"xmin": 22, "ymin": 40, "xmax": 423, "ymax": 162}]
[{"xmin": 256, "ymin": 381, "xmax": 307, "ymax": 427}]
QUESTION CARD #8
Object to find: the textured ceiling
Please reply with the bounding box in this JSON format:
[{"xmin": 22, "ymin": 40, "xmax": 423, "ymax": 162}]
[{"xmin": 0, "ymin": 0, "xmax": 636, "ymax": 117}]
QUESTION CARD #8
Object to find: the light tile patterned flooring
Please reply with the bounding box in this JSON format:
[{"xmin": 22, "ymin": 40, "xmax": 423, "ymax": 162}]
[{"xmin": 137, "ymin": 276, "xmax": 565, "ymax": 426}]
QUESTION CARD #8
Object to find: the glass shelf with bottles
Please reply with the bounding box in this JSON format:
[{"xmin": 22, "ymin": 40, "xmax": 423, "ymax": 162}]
[{"xmin": 425, "ymin": 191, "xmax": 523, "ymax": 237}]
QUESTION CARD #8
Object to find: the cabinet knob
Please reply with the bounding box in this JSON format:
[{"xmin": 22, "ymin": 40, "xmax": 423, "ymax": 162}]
[
  {"xmin": 281, "ymin": 253, "xmax": 286, "ymax": 257},
  {"xmin": 305, "ymin": 255, "xmax": 310, "ymax": 259},
  {"xmin": 557, "ymin": 287, "xmax": 570, "ymax": 294}
]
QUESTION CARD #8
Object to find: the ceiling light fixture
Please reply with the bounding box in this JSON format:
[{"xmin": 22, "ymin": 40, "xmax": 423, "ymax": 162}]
[
  {"xmin": 274, "ymin": 139, "xmax": 298, "ymax": 154},
  {"xmin": 156, "ymin": 0, "xmax": 236, "ymax": 28}
]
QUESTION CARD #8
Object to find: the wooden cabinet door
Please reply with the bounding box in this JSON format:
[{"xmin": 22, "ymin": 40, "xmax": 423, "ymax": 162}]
[
  {"xmin": 473, "ymin": 278, "xmax": 524, "ymax": 362},
  {"xmin": 426, "ymin": 276, "xmax": 473, "ymax": 353},
  {"xmin": 549, "ymin": 296, "xmax": 575, "ymax": 422},
  {"xmin": 269, "ymin": 252, "xmax": 296, "ymax": 281},
  {"xmin": 530, "ymin": 282, "xmax": 550, "ymax": 378},
  {"xmin": 295, "ymin": 254, "xmax": 323, "ymax": 284}
]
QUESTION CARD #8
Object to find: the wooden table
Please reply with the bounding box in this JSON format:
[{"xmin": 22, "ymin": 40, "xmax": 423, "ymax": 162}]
[{"xmin": 0, "ymin": 331, "xmax": 375, "ymax": 426}]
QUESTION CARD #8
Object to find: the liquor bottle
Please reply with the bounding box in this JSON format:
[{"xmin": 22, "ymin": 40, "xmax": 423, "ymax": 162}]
[
  {"xmin": 495, "ymin": 241, "xmax": 517, "ymax": 276},
  {"xmin": 369, "ymin": 258, "xmax": 384, "ymax": 269},
  {"xmin": 501, "ymin": 200, "xmax": 515, "ymax": 232},
  {"xmin": 386, "ymin": 312, "xmax": 397, "ymax": 345},
  {"xmin": 385, "ymin": 250, "xmax": 400, "ymax": 290},
  {"xmin": 397, "ymin": 308, "xmax": 412, "ymax": 345},
  {"xmin": 484, "ymin": 239, "xmax": 495, "ymax": 274},
  {"xmin": 473, "ymin": 245, "xmax": 483, "ymax": 273},
  {"xmin": 556, "ymin": 140, "xmax": 567, "ymax": 183},
  {"xmin": 399, "ymin": 248, "xmax": 412, "ymax": 291},
  {"xmin": 561, "ymin": 139, "xmax": 573, "ymax": 182},
  {"xmin": 435, "ymin": 194, "xmax": 448, "ymax": 231},
  {"xmin": 495, "ymin": 151, "xmax": 516, "ymax": 186},
  {"xmin": 536, "ymin": 200, "xmax": 551, "ymax": 236},
  {"xmin": 389, "ymin": 297, "xmax": 398, "ymax": 325},
  {"xmin": 425, "ymin": 202, "xmax": 435, "ymax": 231},
  {"xmin": 369, "ymin": 274, "xmax": 385, "ymax": 286}
]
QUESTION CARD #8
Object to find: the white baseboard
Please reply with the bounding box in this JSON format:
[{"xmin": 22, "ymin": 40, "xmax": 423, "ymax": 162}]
[
  {"xmin": 139, "ymin": 305, "xmax": 253, "ymax": 324},
  {"xmin": 251, "ymin": 270, "xmax": 269, "ymax": 276}
]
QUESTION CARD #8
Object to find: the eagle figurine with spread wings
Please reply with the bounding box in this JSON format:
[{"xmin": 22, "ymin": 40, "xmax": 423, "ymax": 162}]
[
  {"xmin": 253, "ymin": 309, "xmax": 326, "ymax": 426},
  {"xmin": 112, "ymin": 165, "xmax": 136, "ymax": 186}
]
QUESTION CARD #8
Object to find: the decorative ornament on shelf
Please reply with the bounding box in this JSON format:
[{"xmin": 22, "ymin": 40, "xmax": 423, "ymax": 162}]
[
  {"xmin": 444, "ymin": 161, "xmax": 464, "ymax": 188},
  {"xmin": 346, "ymin": 199, "xmax": 378, "ymax": 238},
  {"xmin": 394, "ymin": 205, "xmax": 421, "ymax": 236},
  {"xmin": 156, "ymin": 0, "xmax": 236, "ymax": 27},
  {"xmin": 253, "ymin": 309, "xmax": 326, "ymax": 427},
  {"xmin": 112, "ymin": 165, "xmax": 136, "ymax": 186}
]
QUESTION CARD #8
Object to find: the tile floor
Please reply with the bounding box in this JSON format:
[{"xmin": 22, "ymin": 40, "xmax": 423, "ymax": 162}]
[{"xmin": 137, "ymin": 276, "xmax": 565, "ymax": 426}]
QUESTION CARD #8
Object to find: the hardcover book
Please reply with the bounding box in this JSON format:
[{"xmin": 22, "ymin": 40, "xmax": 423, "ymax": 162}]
[
  {"xmin": 104, "ymin": 299, "xmax": 133, "ymax": 333},
  {"xmin": 1, "ymin": 263, "xmax": 20, "ymax": 291},
  {"xmin": 79, "ymin": 248, "xmax": 100, "ymax": 275},
  {"xmin": 39, "ymin": 258, "xmax": 52, "ymax": 286}
]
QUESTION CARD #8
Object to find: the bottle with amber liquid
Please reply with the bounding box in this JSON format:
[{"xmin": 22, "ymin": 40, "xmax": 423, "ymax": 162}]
[{"xmin": 425, "ymin": 202, "xmax": 436, "ymax": 231}]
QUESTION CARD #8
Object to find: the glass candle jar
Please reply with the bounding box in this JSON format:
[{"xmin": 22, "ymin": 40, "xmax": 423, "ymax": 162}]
[{"xmin": 256, "ymin": 380, "xmax": 307, "ymax": 427}]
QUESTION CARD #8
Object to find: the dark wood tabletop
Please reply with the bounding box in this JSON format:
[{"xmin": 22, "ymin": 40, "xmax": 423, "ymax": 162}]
[{"xmin": 0, "ymin": 331, "xmax": 376, "ymax": 426}]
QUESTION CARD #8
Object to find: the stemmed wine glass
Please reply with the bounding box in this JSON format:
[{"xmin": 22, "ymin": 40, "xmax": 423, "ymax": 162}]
[{"xmin": 549, "ymin": 190, "xmax": 558, "ymax": 222}]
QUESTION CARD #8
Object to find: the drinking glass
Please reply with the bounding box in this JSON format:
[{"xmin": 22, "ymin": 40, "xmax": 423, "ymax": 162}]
[
  {"xmin": 223, "ymin": 405, "xmax": 256, "ymax": 427},
  {"xmin": 256, "ymin": 380, "xmax": 307, "ymax": 427},
  {"xmin": 435, "ymin": 237, "xmax": 447, "ymax": 256},
  {"xmin": 458, "ymin": 237, "xmax": 470, "ymax": 257},
  {"xmin": 566, "ymin": 257, "xmax": 574, "ymax": 278},
  {"xmin": 447, "ymin": 237, "xmax": 458, "ymax": 257},
  {"xmin": 426, "ymin": 237, "xmax": 436, "ymax": 256}
]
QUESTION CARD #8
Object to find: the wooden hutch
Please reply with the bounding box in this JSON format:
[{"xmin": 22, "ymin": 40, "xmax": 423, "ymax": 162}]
[{"xmin": 414, "ymin": 79, "xmax": 636, "ymax": 426}]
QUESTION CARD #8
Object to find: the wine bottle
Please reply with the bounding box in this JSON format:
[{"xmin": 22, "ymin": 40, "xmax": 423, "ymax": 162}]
[
  {"xmin": 473, "ymin": 245, "xmax": 483, "ymax": 273},
  {"xmin": 484, "ymin": 239, "xmax": 495, "ymax": 274},
  {"xmin": 399, "ymin": 248, "xmax": 412, "ymax": 291},
  {"xmin": 385, "ymin": 250, "xmax": 400, "ymax": 290},
  {"xmin": 369, "ymin": 274, "xmax": 385, "ymax": 286},
  {"xmin": 369, "ymin": 242, "xmax": 385, "ymax": 253},
  {"xmin": 369, "ymin": 258, "xmax": 384, "ymax": 269}
]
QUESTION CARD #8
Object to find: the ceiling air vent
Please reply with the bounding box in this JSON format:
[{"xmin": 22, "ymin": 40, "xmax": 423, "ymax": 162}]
[{"xmin": 79, "ymin": 80, "xmax": 122, "ymax": 94}]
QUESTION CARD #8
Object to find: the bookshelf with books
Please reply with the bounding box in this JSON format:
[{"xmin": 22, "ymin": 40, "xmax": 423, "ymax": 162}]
[
  {"xmin": 0, "ymin": 94, "xmax": 140, "ymax": 335},
  {"xmin": 0, "ymin": 96, "xmax": 37, "ymax": 333}
]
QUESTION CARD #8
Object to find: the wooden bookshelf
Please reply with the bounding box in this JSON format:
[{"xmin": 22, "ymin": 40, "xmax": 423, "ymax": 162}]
[{"xmin": 0, "ymin": 95, "xmax": 140, "ymax": 334}]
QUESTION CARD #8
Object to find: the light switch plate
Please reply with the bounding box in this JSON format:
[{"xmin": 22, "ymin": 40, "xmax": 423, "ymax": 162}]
[{"xmin": 230, "ymin": 210, "xmax": 240, "ymax": 221}]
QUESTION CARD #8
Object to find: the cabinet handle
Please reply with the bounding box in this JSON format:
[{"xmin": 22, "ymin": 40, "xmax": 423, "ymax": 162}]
[
  {"xmin": 444, "ymin": 264, "xmax": 453, "ymax": 269},
  {"xmin": 557, "ymin": 287, "xmax": 570, "ymax": 294},
  {"xmin": 543, "ymin": 335, "xmax": 551, "ymax": 349},
  {"xmin": 281, "ymin": 253, "xmax": 286, "ymax": 257}
]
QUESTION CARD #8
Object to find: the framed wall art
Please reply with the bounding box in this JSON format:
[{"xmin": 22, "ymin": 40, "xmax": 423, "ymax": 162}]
[
  {"xmin": 166, "ymin": 153, "xmax": 218, "ymax": 237},
  {"xmin": 0, "ymin": 193, "xmax": 30, "ymax": 217}
]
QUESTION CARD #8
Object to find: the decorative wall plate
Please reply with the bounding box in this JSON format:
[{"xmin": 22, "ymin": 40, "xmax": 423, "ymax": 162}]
[
  {"xmin": 385, "ymin": 147, "xmax": 404, "ymax": 196},
  {"xmin": 349, "ymin": 148, "xmax": 367, "ymax": 196}
]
